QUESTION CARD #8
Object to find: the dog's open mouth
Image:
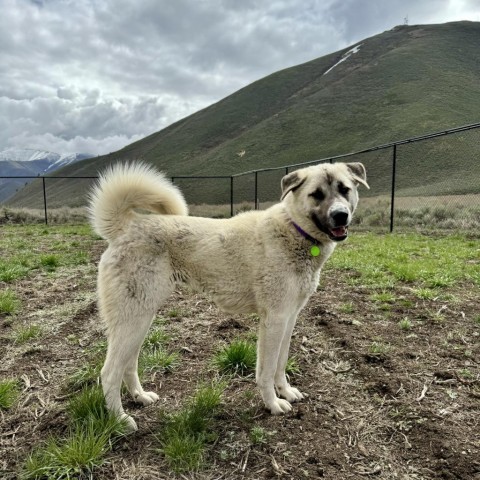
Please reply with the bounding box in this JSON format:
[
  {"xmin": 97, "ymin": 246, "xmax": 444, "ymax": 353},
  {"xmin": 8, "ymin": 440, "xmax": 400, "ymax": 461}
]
[
  {"xmin": 329, "ymin": 226, "xmax": 348, "ymax": 241},
  {"xmin": 311, "ymin": 214, "xmax": 350, "ymax": 242}
]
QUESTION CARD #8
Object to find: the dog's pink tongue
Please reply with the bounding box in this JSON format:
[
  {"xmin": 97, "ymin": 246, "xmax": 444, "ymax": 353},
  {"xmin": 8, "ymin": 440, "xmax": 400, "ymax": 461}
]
[{"xmin": 330, "ymin": 226, "xmax": 347, "ymax": 237}]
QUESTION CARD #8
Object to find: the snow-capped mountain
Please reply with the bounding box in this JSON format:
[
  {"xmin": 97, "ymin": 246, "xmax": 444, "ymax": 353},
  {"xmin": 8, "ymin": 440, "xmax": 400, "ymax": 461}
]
[
  {"xmin": 0, "ymin": 148, "xmax": 59, "ymax": 163},
  {"xmin": 0, "ymin": 148, "xmax": 92, "ymax": 172},
  {"xmin": 0, "ymin": 148, "xmax": 93, "ymax": 202}
]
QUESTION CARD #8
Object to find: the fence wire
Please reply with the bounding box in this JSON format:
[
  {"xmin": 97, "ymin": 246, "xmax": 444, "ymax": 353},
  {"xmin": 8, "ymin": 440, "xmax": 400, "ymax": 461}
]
[{"xmin": 1, "ymin": 123, "xmax": 479, "ymax": 231}]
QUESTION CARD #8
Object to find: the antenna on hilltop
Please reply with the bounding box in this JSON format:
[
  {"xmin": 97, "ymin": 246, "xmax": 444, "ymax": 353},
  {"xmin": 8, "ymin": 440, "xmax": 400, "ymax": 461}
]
[{"xmin": 404, "ymin": 14, "xmax": 409, "ymax": 25}]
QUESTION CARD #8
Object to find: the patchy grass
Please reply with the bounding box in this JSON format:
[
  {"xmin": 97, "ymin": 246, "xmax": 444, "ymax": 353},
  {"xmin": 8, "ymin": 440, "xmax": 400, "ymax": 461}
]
[
  {"xmin": 139, "ymin": 348, "xmax": 179, "ymax": 375},
  {"xmin": 398, "ymin": 317, "xmax": 413, "ymax": 331},
  {"xmin": 68, "ymin": 361, "xmax": 103, "ymax": 392},
  {"xmin": 327, "ymin": 233, "xmax": 480, "ymax": 292},
  {"xmin": 1, "ymin": 225, "xmax": 479, "ymax": 479},
  {"xmin": 412, "ymin": 287, "xmax": 439, "ymax": 300},
  {"xmin": 13, "ymin": 324, "xmax": 43, "ymax": 344},
  {"xmin": 67, "ymin": 343, "xmax": 106, "ymax": 392},
  {"xmin": 213, "ymin": 339, "xmax": 257, "ymax": 376},
  {"xmin": 0, "ymin": 289, "xmax": 21, "ymax": 315},
  {"xmin": 0, "ymin": 224, "xmax": 96, "ymax": 283},
  {"xmin": 139, "ymin": 324, "xmax": 179, "ymax": 376},
  {"xmin": 0, "ymin": 379, "xmax": 20, "ymax": 410},
  {"xmin": 67, "ymin": 386, "xmax": 126, "ymax": 435},
  {"xmin": 249, "ymin": 426, "xmax": 270, "ymax": 445},
  {"xmin": 285, "ymin": 356, "xmax": 301, "ymax": 376},
  {"xmin": 159, "ymin": 381, "xmax": 226, "ymax": 473},
  {"xmin": 24, "ymin": 422, "xmax": 115, "ymax": 479},
  {"xmin": 39, "ymin": 254, "xmax": 60, "ymax": 271},
  {"xmin": 368, "ymin": 340, "xmax": 391, "ymax": 357},
  {"xmin": 24, "ymin": 386, "xmax": 127, "ymax": 479}
]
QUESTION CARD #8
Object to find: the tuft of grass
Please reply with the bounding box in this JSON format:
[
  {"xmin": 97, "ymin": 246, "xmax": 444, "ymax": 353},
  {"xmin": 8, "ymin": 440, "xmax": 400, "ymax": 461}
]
[
  {"xmin": 69, "ymin": 251, "xmax": 90, "ymax": 266},
  {"xmin": 0, "ymin": 264, "xmax": 31, "ymax": 283},
  {"xmin": 369, "ymin": 341, "xmax": 390, "ymax": 356},
  {"xmin": 285, "ymin": 357, "xmax": 301, "ymax": 376},
  {"xmin": 40, "ymin": 254, "xmax": 60, "ymax": 271},
  {"xmin": 24, "ymin": 386, "xmax": 127, "ymax": 480},
  {"xmin": 412, "ymin": 287, "xmax": 438, "ymax": 300},
  {"xmin": 213, "ymin": 339, "xmax": 257, "ymax": 376},
  {"xmin": 0, "ymin": 289, "xmax": 21, "ymax": 315},
  {"xmin": 399, "ymin": 318, "xmax": 412, "ymax": 331},
  {"xmin": 167, "ymin": 382, "xmax": 226, "ymax": 437},
  {"xmin": 68, "ymin": 360, "xmax": 103, "ymax": 391},
  {"xmin": 23, "ymin": 422, "xmax": 112, "ymax": 480},
  {"xmin": 14, "ymin": 324, "xmax": 42, "ymax": 344},
  {"xmin": 249, "ymin": 426, "xmax": 269, "ymax": 445},
  {"xmin": 67, "ymin": 386, "xmax": 126, "ymax": 435},
  {"xmin": 339, "ymin": 302, "xmax": 355, "ymax": 314},
  {"xmin": 0, "ymin": 379, "xmax": 20, "ymax": 410},
  {"xmin": 143, "ymin": 326, "xmax": 171, "ymax": 350},
  {"xmin": 160, "ymin": 381, "xmax": 225, "ymax": 473},
  {"xmin": 431, "ymin": 310, "xmax": 446, "ymax": 323},
  {"xmin": 139, "ymin": 325, "xmax": 178, "ymax": 376},
  {"xmin": 166, "ymin": 308, "xmax": 181, "ymax": 318},
  {"xmin": 371, "ymin": 291, "xmax": 396, "ymax": 303},
  {"xmin": 161, "ymin": 434, "xmax": 205, "ymax": 473},
  {"xmin": 67, "ymin": 341, "xmax": 107, "ymax": 392},
  {"xmin": 139, "ymin": 349, "xmax": 179, "ymax": 375},
  {"xmin": 458, "ymin": 368, "xmax": 474, "ymax": 379}
]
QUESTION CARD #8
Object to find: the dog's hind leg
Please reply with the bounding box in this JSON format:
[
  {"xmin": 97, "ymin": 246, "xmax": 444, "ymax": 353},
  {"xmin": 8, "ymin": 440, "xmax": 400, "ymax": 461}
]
[
  {"xmin": 100, "ymin": 267, "xmax": 174, "ymax": 431},
  {"xmin": 122, "ymin": 341, "xmax": 159, "ymax": 406},
  {"xmin": 101, "ymin": 306, "xmax": 157, "ymax": 432}
]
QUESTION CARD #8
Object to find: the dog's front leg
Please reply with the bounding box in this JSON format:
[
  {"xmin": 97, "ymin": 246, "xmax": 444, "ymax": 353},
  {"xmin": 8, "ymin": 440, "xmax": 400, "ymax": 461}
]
[
  {"xmin": 274, "ymin": 313, "xmax": 304, "ymax": 403},
  {"xmin": 256, "ymin": 314, "xmax": 293, "ymax": 415}
]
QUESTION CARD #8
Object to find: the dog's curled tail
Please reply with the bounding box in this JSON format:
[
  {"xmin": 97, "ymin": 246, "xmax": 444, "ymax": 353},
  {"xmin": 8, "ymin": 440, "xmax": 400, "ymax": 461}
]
[{"xmin": 88, "ymin": 162, "xmax": 188, "ymax": 241}]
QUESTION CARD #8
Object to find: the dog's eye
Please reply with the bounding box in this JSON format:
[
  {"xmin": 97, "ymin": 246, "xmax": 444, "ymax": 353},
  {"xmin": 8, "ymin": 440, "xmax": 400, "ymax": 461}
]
[
  {"xmin": 309, "ymin": 188, "xmax": 325, "ymax": 201},
  {"xmin": 338, "ymin": 183, "xmax": 350, "ymax": 196}
]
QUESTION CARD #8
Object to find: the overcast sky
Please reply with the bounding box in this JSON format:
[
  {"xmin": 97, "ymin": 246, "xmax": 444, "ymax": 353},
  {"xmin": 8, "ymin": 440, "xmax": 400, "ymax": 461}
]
[{"xmin": 1, "ymin": 0, "xmax": 478, "ymax": 156}]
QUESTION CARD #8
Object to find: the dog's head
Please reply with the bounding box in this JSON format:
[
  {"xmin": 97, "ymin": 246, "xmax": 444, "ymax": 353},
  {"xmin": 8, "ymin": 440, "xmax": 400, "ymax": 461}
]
[{"xmin": 280, "ymin": 162, "xmax": 369, "ymax": 242}]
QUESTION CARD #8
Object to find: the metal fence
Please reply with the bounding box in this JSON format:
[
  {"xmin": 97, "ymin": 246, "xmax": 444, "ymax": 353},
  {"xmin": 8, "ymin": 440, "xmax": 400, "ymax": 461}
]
[{"xmin": 1, "ymin": 122, "xmax": 479, "ymax": 231}]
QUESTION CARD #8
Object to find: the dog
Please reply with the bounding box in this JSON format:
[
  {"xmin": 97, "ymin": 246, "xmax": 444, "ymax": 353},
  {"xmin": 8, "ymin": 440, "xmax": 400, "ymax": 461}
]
[{"xmin": 88, "ymin": 161, "xmax": 368, "ymax": 431}]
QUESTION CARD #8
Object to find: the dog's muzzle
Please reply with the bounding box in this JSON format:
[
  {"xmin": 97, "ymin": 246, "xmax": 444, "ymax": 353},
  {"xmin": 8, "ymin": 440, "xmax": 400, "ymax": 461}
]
[{"xmin": 311, "ymin": 204, "xmax": 351, "ymax": 242}]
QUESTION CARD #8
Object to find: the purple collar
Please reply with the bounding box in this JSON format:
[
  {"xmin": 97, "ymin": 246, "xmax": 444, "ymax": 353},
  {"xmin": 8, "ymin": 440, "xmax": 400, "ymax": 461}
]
[{"xmin": 291, "ymin": 221, "xmax": 321, "ymax": 245}]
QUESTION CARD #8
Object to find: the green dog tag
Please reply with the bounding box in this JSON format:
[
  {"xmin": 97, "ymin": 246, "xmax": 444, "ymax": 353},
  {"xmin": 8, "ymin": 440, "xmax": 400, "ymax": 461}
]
[{"xmin": 310, "ymin": 245, "xmax": 321, "ymax": 257}]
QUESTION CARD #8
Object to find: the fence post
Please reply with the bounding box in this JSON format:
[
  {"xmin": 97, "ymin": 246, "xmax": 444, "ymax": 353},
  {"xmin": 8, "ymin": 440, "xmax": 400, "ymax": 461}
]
[
  {"xmin": 390, "ymin": 144, "xmax": 397, "ymax": 233},
  {"xmin": 42, "ymin": 177, "xmax": 48, "ymax": 225},
  {"xmin": 230, "ymin": 176, "xmax": 234, "ymax": 217},
  {"xmin": 254, "ymin": 171, "xmax": 258, "ymax": 210}
]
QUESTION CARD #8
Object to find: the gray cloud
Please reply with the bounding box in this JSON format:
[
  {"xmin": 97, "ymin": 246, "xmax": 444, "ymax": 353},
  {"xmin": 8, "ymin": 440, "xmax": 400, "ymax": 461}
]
[{"xmin": 0, "ymin": 0, "xmax": 478, "ymax": 155}]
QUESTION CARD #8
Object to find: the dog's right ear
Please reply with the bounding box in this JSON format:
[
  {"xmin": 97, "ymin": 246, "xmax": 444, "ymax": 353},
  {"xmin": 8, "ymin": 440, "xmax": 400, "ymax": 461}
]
[{"xmin": 281, "ymin": 171, "xmax": 306, "ymax": 200}]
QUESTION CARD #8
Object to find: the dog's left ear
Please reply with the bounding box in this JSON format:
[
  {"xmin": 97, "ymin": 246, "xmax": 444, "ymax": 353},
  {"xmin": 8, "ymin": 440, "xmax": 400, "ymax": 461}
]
[
  {"xmin": 281, "ymin": 171, "xmax": 306, "ymax": 200},
  {"xmin": 346, "ymin": 162, "xmax": 370, "ymax": 189}
]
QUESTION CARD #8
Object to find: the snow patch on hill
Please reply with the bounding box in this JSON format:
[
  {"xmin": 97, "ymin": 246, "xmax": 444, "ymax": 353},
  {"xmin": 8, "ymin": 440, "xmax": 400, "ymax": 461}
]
[{"xmin": 323, "ymin": 44, "xmax": 363, "ymax": 75}]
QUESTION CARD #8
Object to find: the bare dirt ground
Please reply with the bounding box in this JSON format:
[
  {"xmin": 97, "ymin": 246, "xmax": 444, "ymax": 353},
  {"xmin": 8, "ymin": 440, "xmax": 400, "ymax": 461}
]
[{"xmin": 1, "ymin": 231, "xmax": 479, "ymax": 479}]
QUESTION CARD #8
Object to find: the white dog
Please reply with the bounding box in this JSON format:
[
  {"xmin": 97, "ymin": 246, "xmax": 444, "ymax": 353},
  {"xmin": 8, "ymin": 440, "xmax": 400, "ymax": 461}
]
[{"xmin": 89, "ymin": 161, "xmax": 368, "ymax": 431}]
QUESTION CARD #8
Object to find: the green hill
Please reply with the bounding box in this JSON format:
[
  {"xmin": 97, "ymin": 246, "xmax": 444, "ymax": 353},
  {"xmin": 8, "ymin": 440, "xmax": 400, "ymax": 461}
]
[{"xmin": 8, "ymin": 21, "xmax": 480, "ymax": 208}]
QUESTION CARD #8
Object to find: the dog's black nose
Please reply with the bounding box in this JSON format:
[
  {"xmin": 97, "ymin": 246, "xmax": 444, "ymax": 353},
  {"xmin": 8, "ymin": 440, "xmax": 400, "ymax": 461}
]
[{"xmin": 332, "ymin": 210, "xmax": 349, "ymax": 226}]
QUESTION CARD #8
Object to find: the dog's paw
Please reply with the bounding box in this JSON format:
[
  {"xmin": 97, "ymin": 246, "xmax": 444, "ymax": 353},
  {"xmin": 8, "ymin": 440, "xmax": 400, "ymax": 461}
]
[
  {"xmin": 120, "ymin": 413, "xmax": 138, "ymax": 433},
  {"xmin": 277, "ymin": 385, "xmax": 304, "ymax": 403},
  {"xmin": 268, "ymin": 398, "xmax": 292, "ymax": 415},
  {"xmin": 134, "ymin": 391, "xmax": 159, "ymax": 406}
]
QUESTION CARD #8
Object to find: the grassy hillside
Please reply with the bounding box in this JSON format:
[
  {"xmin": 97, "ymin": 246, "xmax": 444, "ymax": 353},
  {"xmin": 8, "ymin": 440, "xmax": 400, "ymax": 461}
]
[{"xmin": 8, "ymin": 21, "xmax": 480, "ymax": 208}]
